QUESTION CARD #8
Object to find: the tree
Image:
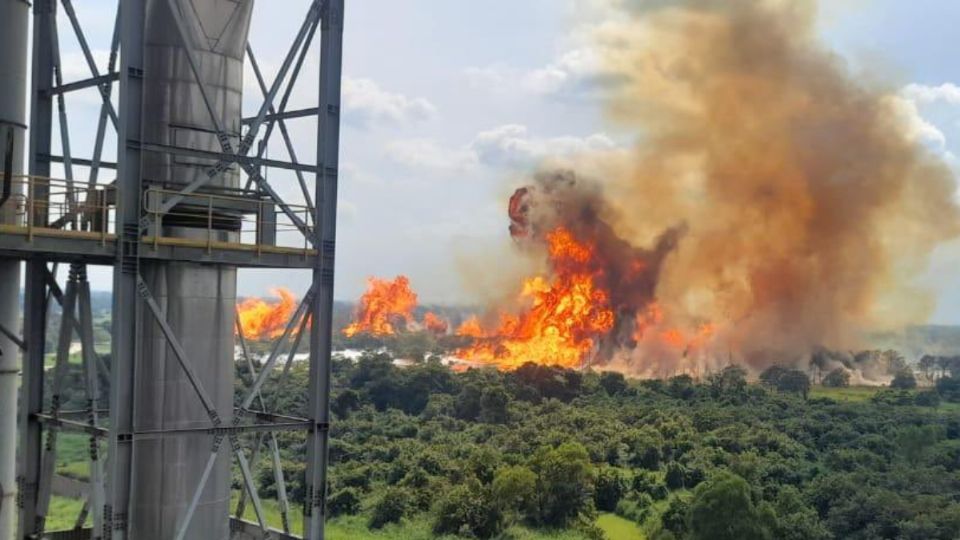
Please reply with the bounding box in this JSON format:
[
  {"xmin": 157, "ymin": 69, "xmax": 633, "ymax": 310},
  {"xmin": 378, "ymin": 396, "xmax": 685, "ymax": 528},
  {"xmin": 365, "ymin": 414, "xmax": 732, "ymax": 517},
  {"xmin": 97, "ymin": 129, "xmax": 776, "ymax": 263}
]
[
  {"xmin": 708, "ymin": 365, "xmax": 748, "ymax": 399},
  {"xmin": 891, "ymin": 370, "xmax": 917, "ymax": 390},
  {"xmin": 822, "ymin": 368, "xmax": 850, "ymax": 388},
  {"xmin": 936, "ymin": 376, "xmax": 960, "ymax": 402},
  {"xmin": 455, "ymin": 384, "xmax": 483, "ymax": 421},
  {"xmin": 667, "ymin": 374, "xmax": 697, "ymax": 400},
  {"xmin": 809, "ymin": 349, "xmax": 831, "ymax": 384},
  {"xmin": 493, "ymin": 466, "xmax": 537, "ymax": 522},
  {"xmin": 599, "ymin": 371, "xmax": 629, "ymax": 395},
  {"xmin": 919, "ymin": 355, "xmax": 937, "ymax": 381},
  {"xmin": 665, "ymin": 462, "xmax": 686, "ymax": 490},
  {"xmin": 759, "ymin": 366, "xmax": 789, "ymax": 387},
  {"xmin": 530, "ymin": 442, "xmax": 596, "ymax": 527},
  {"xmin": 328, "ymin": 488, "xmax": 361, "ymax": 517},
  {"xmin": 687, "ymin": 472, "xmax": 772, "ymax": 540},
  {"xmin": 936, "ymin": 356, "xmax": 953, "ymax": 379},
  {"xmin": 776, "ymin": 370, "xmax": 811, "ymax": 399},
  {"xmin": 369, "ymin": 486, "xmax": 410, "ymax": 529},
  {"xmin": 432, "ymin": 481, "xmax": 502, "ymax": 538},
  {"xmin": 594, "ymin": 467, "xmax": 627, "ymax": 512},
  {"xmin": 331, "ymin": 389, "xmax": 361, "ymax": 418},
  {"xmin": 883, "ymin": 350, "xmax": 908, "ymax": 376},
  {"xmin": 479, "ymin": 385, "xmax": 510, "ymax": 423}
]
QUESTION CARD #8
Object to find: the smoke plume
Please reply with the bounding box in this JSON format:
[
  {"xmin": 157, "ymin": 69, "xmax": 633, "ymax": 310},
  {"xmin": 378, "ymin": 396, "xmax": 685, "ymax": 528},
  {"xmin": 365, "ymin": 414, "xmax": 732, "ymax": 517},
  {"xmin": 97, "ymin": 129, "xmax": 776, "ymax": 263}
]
[{"xmin": 487, "ymin": 0, "xmax": 960, "ymax": 373}]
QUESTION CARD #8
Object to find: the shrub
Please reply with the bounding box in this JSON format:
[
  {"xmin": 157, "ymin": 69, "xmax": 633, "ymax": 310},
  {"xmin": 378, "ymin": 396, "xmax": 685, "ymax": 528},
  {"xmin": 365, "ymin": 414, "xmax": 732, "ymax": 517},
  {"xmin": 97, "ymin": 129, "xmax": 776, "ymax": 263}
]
[
  {"xmin": 936, "ymin": 377, "xmax": 960, "ymax": 402},
  {"xmin": 891, "ymin": 370, "xmax": 917, "ymax": 390},
  {"xmin": 665, "ymin": 462, "xmax": 686, "ymax": 490},
  {"xmin": 327, "ymin": 488, "xmax": 361, "ymax": 517},
  {"xmin": 594, "ymin": 467, "xmax": 627, "ymax": 512},
  {"xmin": 368, "ymin": 486, "xmax": 410, "ymax": 529},
  {"xmin": 915, "ymin": 390, "xmax": 941, "ymax": 408},
  {"xmin": 615, "ymin": 495, "xmax": 653, "ymax": 524},
  {"xmin": 822, "ymin": 368, "xmax": 850, "ymax": 388},
  {"xmin": 432, "ymin": 482, "xmax": 502, "ymax": 538}
]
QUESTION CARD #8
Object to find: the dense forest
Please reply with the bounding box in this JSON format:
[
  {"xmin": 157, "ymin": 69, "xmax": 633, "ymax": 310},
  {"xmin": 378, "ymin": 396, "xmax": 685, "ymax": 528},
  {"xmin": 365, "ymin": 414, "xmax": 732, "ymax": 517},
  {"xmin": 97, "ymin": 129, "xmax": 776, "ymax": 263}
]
[
  {"xmin": 226, "ymin": 353, "xmax": 960, "ymax": 540},
  {"xmin": 38, "ymin": 309, "xmax": 960, "ymax": 538}
]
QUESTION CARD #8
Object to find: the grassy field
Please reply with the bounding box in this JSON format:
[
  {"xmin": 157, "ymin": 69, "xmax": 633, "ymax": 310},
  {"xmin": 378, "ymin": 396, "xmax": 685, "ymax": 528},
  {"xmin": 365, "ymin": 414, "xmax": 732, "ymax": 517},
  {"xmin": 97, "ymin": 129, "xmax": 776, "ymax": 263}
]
[
  {"xmin": 231, "ymin": 494, "xmax": 617, "ymax": 539},
  {"xmin": 596, "ymin": 513, "xmax": 645, "ymax": 539},
  {"xmin": 810, "ymin": 385, "xmax": 960, "ymax": 414}
]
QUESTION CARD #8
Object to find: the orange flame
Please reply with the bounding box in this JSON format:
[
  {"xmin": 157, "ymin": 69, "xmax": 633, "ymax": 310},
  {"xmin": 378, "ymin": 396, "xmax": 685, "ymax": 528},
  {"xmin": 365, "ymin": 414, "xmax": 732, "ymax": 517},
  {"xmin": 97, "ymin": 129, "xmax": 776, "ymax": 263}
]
[
  {"xmin": 237, "ymin": 288, "xmax": 297, "ymax": 340},
  {"xmin": 343, "ymin": 276, "xmax": 418, "ymax": 337},
  {"xmin": 456, "ymin": 316, "xmax": 487, "ymax": 338},
  {"xmin": 634, "ymin": 303, "xmax": 719, "ymax": 358},
  {"xmin": 423, "ymin": 312, "xmax": 449, "ymax": 334},
  {"xmin": 456, "ymin": 228, "xmax": 616, "ymax": 370}
]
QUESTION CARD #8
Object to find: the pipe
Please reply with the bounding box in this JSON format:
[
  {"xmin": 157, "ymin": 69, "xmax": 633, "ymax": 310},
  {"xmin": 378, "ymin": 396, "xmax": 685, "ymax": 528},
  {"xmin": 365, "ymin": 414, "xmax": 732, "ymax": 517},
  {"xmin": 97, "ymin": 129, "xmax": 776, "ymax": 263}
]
[{"xmin": 0, "ymin": 0, "xmax": 28, "ymax": 537}]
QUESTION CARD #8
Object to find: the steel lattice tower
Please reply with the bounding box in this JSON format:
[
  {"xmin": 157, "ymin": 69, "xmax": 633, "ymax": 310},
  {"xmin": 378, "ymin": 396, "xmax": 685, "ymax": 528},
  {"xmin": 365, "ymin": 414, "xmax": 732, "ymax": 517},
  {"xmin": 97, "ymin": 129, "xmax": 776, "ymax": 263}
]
[{"xmin": 0, "ymin": 0, "xmax": 344, "ymax": 538}]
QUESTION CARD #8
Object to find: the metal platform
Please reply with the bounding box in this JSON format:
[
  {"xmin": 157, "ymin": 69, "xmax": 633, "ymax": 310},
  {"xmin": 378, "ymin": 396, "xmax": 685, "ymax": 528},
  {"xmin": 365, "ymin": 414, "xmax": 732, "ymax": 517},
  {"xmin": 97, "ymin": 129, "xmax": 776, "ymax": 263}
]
[
  {"xmin": 0, "ymin": 225, "xmax": 318, "ymax": 268},
  {"xmin": 0, "ymin": 175, "xmax": 319, "ymax": 268}
]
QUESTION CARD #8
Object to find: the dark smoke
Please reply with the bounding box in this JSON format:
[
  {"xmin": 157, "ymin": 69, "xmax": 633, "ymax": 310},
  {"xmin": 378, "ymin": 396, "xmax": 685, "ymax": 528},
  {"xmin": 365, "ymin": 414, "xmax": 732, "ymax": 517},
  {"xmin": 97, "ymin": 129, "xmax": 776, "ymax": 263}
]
[
  {"xmin": 509, "ymin": 0, "xmax": 960, "ymax": 374},
  {"xmin": 508, "ymin": 171, "xmax": 686, "ymax": 362}
]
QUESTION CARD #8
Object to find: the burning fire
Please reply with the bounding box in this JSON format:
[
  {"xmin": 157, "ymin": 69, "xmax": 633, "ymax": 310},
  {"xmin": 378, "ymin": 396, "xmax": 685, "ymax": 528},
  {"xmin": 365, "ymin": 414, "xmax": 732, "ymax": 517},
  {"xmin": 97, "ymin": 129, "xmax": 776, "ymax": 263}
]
[
  {"xmin": 456, "ymin": 316, "xmax": 486, "ymax": 338},
  {"xmin": 455, "ymin": 228, "xmax": 617, "ymax": 370},
  {"xmin": 237, "ymin": 288, "xmax": 297, "ymax": 340},
  {"xmin": 343, "ymin": 276, "xmax": 418, "ymax": 337},
  {"xmin": 423, "ymin": 312, "xmax": 449, "ymax": 334},
  {"xmin": 449, "ymin": 178, "xmax": 720, "ymax": 371}
]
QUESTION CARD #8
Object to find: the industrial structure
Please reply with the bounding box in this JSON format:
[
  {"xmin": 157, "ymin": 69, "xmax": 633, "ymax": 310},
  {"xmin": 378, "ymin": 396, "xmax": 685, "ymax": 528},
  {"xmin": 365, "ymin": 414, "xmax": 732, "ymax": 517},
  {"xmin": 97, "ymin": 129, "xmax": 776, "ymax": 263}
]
[{"xmin": 0, "ymin": 0, "xmax": 344, "ymax": 538}]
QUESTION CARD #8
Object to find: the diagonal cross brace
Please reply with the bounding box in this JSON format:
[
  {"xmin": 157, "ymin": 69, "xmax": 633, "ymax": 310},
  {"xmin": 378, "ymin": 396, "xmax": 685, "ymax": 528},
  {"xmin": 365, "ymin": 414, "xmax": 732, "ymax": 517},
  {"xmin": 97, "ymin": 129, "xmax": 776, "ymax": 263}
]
[
  {"xmin": 240, "ymin": 288, "xmax": 314, "ymax": 411},
  {"xmin": 247, "ymin": 42, "xmax": 317, "ymax": 219},
  {"xmin": 236, "ymin": 315, "xmax": 292, "ymax": 533},
  {"xmin": 177, "ymin": 434, "xmax": 271, "ymax": 539},
  {"xmin": 147, "ymin": 0, "xmax": 322, "ymax": 237},
  {"xmin": 0, "ymin": 321, "xmax": 24, "ymax": 351},
  {"xmin": 60, "ymin": 0, "xmax": 120, "ymax": 129},
  {"xmin": 137, "ymin": 276, "xmax": 221, "ymax": 426}
]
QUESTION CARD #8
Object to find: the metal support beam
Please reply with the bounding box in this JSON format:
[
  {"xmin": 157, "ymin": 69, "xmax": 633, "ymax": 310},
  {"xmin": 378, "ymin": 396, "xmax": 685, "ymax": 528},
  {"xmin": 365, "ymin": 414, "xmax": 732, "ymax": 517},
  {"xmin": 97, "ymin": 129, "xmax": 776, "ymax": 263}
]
[
  {"xmin": 0, "ymin": 322, "xmax": 24, "ymax": 351},
  {"xmin": 29, "ymin": 0, "xmax": 56, "ymax": 228},
  {"xmin": 49, "ymin": 11, "xmax": 79, "ymax": 223},
  {"xmin": 60, "ymin": 0, "xmax": 120, "ymax": 128},
  {"xmin": 242, "ymin": 108, "xmax": 319, "ymax": 125},
  {"xmin": 306, "ymin": 1, "xmax": 345, "ymax": 537},
  {"xmin": 77, "ymin": 268, "xmax": 106, "ymax": 538},
  {"xmin": 47, "ymin": 73, "xmax": 119, "ymax": 97},
  {"xmin": 145, "ymin": 0, "xmax": 322, "ymax": 241},
  {"xmin": 240, "ymin": 290, "xmax": 314, "ymax": 411},
  {"xmin": 107, "ymin": 0, "xmax": 146, "ymax": 535},
  {"xmin": 248, "ymin": 44, "xmax": 316, "ymax": 219},
  {"xmin": 18, "ymin": 265, "xmax": 48, "ymax": 538},
  {"xmin": 34, "ymin": 267, "xmax": 81, "ymax": 535},
  {"xmin": 138, "ymin": 142, "xmax": 317, "ymax": 174},
  {"xmin": 236, "ymin": 316, "xmax": 292, "ymax": 533}
]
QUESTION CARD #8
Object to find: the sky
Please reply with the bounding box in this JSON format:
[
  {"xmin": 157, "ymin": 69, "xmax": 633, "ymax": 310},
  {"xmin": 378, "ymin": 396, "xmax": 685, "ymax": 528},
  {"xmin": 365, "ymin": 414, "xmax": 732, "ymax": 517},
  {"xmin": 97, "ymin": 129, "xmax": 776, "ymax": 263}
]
[{"xmin": 42, "ymin": 0, "xmax": 960, "ymax": 324}]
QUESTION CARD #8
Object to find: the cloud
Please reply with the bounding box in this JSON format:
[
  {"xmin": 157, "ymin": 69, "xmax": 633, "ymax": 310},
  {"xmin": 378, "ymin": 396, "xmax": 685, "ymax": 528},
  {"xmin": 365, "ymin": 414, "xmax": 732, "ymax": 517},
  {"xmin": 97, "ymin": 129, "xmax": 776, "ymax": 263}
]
[
  {"xmin": 386, "ymin": 124, "xmax": 620, "ymax": 172},
  {"xmin": 471, "ymin": 124, "xmax": 617, "ymax": 166},
  {"xmin": 385, "ymin": 138, "xmax": 478, "ymax": 172},
  {"xmin": 465, "ymin": 48, "xmax": 605, "ymax": 98},
  {"xmin": 463, "ymin": 1, "xmax": 629, "ymax": 100},
  {"xmin": 902, "ymin": 83, "xmax": 960, "ymax": 105},
  {"xmin": 342, "ymin": 77, "xmax": 437, "ymax": 128}
]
